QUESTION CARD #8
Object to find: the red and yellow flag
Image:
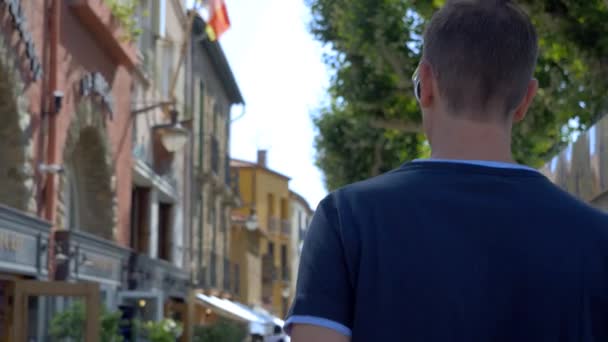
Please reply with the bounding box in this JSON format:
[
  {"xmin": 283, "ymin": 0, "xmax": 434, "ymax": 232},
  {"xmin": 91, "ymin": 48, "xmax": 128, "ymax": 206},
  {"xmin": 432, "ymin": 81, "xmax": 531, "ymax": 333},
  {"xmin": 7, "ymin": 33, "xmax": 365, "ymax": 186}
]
[{"xmin": 205, "ymin": 0, "xmax": 230, "ymax": 41}]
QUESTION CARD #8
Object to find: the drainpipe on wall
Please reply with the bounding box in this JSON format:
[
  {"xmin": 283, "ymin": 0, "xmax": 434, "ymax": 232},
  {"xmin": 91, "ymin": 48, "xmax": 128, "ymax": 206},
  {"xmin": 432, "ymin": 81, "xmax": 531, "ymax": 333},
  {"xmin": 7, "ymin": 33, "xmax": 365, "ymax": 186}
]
[{"xmin": 45, "ymin": 0, "xmax": 61, "ymax": 280}]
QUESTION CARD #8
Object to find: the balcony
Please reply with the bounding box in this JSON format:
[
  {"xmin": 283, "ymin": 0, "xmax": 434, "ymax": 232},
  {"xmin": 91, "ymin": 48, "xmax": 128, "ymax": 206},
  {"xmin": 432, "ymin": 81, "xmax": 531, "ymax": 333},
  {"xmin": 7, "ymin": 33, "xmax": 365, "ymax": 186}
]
[
  {"xmin": 220, "ymin": 168, "xmax": 241, "ymax": 207},
  {"xmin": 69, "ymin": 0, "xmax": 138, "ymax": 68},
  {"xmin": 268, "ymin": 217, "xmax": 280, "ymax": 234},
  {"xmin": 126, "ymin": 253, "xmax": 190, "ymax": 298},
  {"xmin": 262, "ymin": 254, "xmax": 277, "ymax": 283},
  {"xmin": 281, "ymin": 220, "xmax": 291, "ymax": 237},
  {"xmin": 229, "ymin": 169, "xmax": 240, "ymax": 195}
]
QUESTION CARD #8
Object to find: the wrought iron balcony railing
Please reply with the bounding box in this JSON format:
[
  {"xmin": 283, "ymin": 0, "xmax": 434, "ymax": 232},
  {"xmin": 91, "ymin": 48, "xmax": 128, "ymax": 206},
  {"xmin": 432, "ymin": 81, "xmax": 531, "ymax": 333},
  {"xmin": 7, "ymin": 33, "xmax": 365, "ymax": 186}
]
[
  {"xmin": 268, "ymin": 217, "xmax": 280, "ymax": 234},
  {"xmin": 281, "ymin": 220, "xmax": 291, "ymax": 236}
]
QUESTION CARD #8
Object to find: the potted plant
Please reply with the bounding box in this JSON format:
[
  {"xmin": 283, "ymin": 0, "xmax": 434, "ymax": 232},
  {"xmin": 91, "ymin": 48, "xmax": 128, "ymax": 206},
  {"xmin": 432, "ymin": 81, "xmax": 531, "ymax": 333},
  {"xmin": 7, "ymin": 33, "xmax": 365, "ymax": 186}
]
[
  {"xmin": 136, "ymin": 318, "xmax": 184, "ymax": 342},
  {"xmin": 49, "ymin": 301, "xmax": 124, "ymax": 342},
  {"xmin": 193, "ymin": 319, "xmax": 247, "ymax": 342}
]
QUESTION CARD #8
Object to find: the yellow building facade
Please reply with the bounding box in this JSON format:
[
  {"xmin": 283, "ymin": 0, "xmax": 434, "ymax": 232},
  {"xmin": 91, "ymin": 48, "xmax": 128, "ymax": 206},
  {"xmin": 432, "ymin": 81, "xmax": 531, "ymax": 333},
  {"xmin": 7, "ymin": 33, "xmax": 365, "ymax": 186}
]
[{"xmin": 230, "ymin": 151, "xmax": 293, "ymax": 318}]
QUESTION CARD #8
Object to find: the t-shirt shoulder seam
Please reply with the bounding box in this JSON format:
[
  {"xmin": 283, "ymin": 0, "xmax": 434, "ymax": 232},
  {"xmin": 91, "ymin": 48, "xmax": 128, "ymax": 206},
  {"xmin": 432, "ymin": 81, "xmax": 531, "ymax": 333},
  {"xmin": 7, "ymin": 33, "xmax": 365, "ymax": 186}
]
[{"xmin": 400, "ymin": 162, "xmax": 546, "ymax": 178}]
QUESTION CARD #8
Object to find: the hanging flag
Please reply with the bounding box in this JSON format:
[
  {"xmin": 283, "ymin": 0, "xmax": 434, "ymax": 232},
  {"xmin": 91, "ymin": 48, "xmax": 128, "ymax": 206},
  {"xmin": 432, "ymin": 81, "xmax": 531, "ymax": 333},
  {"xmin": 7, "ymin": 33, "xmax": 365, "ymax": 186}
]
[{"xmin": 205, "ymin": 0, "xmax": 230, "ymax": 41}]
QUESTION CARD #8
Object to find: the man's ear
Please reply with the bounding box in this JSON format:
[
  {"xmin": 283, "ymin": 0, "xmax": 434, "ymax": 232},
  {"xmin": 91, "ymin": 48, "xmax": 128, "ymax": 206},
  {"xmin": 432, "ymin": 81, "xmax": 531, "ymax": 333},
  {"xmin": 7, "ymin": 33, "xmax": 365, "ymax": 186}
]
[
  {"xmin": 418, "ymin": 62, "xmax": 436, "ymax": 108},
  {"xmin": 513, "ymin": 79, "xmax": 538, "ymax": 123}
]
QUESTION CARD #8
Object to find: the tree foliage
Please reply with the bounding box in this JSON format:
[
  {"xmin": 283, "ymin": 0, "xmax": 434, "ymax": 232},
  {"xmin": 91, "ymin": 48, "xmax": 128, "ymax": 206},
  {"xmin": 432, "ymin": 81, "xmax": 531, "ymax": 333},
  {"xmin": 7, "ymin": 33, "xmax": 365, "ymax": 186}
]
[
  {"xmin": 105, "ymin": 0, "xmax": 143, "ymax": 42},
  {"xmin": 309, "ymin": 0, "xmax": 608, "ymax": 190}
]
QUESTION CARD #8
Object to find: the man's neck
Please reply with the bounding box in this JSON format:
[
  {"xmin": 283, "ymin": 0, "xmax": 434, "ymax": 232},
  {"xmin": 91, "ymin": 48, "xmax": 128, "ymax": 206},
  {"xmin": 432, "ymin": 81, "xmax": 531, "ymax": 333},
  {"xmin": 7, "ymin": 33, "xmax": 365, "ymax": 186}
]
[{"xmin": 429, "ymin": 118, "xmax": 515, "ymax": 163}]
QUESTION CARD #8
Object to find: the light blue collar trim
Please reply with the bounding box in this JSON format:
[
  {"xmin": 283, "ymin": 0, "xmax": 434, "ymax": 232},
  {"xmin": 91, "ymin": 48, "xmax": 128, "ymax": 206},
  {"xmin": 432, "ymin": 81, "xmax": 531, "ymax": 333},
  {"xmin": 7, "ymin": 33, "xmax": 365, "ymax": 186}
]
[{"xmin": 413, "ymin": 158, "xmax": 539, "ymax": 172}]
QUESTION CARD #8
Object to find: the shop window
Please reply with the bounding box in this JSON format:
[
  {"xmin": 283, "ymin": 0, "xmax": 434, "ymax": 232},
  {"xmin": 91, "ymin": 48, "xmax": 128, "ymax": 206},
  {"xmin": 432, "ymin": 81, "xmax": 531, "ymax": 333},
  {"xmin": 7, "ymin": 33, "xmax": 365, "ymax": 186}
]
[
  {"xmin": 130, "ymin": 187, "xmax": 151, "ymax": 254},
  {"xmin": 158, "ymin": 203, "xmax": 173, "ymax": 261}
]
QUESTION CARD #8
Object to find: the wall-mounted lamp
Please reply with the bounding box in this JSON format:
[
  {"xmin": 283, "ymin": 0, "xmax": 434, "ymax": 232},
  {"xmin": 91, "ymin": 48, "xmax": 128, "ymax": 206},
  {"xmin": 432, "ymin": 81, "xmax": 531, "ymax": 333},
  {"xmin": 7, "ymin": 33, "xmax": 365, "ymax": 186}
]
[
  {"xmin": 79, "ymin": 253, "xmax": 94, "ymax": 267},
  {"xmin": 54, "ymin": 244, "xmax": 74, "ymax": 262},
  {"xmin": 153, "ymin": 109, "xmax": 189, "ymax": 153},
  {"xmin": 245, "ymin": 214, "xmax": 258, "ymax": 231}
]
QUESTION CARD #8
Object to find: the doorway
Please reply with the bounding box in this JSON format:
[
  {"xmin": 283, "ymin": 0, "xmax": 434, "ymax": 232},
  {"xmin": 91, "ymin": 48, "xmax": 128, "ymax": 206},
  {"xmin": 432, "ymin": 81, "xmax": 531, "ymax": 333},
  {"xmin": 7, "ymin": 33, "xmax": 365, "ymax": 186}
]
[{"xmin": 2, "ymin": 279, "xmax": 100, "ymax": 341}]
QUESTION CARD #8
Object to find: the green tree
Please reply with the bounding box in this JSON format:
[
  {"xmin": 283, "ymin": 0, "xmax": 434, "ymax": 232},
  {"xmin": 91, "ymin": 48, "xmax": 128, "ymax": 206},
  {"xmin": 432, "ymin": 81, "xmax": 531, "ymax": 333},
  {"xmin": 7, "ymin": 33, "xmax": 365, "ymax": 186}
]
[
  {"xmin": 105, "ymin": 0, "xmax": 143, "ymax": 42},
  {"xmin": 309, "ymin": 0, "xmax": 608, "ymax": 190}
]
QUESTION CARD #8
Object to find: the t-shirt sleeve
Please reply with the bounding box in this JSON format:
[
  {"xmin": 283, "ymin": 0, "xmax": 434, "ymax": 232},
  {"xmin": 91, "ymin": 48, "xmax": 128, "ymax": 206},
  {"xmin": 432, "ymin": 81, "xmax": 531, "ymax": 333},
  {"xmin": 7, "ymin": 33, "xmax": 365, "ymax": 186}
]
[{"xmin": 284, "ymin": 195, "xmax": 354, "ymax": 337}]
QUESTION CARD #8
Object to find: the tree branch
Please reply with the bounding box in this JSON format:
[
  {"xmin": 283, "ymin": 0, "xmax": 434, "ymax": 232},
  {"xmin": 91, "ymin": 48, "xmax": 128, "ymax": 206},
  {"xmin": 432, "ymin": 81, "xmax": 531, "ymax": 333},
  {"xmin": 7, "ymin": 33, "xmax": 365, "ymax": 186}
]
[
  {"xmin": 376, "ymin": 42, "xmax": 412, "ymax": 91},
  {"xmin": 371, "ymin": 13, "xmax": 413, "ymax": 92}
]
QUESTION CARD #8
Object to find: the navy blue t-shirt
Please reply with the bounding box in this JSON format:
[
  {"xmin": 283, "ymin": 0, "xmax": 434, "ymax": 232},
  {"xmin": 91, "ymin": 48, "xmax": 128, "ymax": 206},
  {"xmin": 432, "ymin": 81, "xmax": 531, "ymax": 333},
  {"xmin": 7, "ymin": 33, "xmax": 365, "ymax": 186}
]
[{"xmin": 286, "ymin": 161, "xmax": 608, "ymax": 341}]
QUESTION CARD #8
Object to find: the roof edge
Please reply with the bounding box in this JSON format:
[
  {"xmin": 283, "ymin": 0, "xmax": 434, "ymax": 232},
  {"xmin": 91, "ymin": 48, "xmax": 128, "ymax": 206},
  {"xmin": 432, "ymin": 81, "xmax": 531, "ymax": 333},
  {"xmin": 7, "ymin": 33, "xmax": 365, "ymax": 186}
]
[
  {"xmin": 230, "ymin": 158, "xmax": 291, "ymax": 181},
  {"xmin": 192, "ymin": 13, "xmax": 245, "ymax": 105},
  {"xmin": 289, "ymin": 190, "xmax": 314, "ymax": 213}
]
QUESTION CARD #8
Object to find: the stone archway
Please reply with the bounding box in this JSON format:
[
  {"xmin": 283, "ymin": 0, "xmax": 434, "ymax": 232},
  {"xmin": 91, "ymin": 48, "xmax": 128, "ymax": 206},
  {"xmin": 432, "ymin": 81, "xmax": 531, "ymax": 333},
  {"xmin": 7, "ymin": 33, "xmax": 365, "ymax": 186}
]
[
  {"xmin": 58, "ymin": 101, "xmax": 117, "ymax": 240},
  {"xmin": 0, "ymin": 21, "xmax": 34, "ymax": 212}
]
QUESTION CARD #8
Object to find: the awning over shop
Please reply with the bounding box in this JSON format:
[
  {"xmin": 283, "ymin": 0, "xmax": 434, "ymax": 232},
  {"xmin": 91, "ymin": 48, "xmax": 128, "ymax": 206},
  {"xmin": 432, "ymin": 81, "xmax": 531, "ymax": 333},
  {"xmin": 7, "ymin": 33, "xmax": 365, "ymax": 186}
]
[
  {"xmin": 273, "ymin": 317, "xmax": 285, "ymax": 327},
  {"xmin": 247, "ymin": 306, "xmax": 286, "ymax": 330},
  {"xmin": 195, "ymin": 294, "xmax": 286, "ymax": 335},
  {"xmin": 196, "ymin": 294, "xmax": 268, "ymax": 334}
]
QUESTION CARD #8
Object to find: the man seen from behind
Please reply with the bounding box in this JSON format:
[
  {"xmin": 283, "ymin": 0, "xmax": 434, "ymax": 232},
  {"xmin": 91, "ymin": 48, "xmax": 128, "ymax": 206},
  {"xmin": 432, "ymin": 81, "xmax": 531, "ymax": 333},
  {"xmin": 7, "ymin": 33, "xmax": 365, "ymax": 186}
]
[{"xmin": 286, "ymin": 0, "xmax": 608, "ymax": 341}]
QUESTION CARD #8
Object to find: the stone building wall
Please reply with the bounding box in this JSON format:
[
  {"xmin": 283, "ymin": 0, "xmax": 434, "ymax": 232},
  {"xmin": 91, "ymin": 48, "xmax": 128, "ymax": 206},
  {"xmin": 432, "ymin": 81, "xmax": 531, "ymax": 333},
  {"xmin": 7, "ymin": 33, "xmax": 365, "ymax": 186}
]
[
  {"xmin": 188, "ymin": 26, "xmax": 238, "ymax": 293},
  {"xmin": 52, "ymin": 0, "xmax": 133, "ymax": 245},
  {"xmin": 0, "ymin": 1, "xmax": 44, "ymax": 214}
]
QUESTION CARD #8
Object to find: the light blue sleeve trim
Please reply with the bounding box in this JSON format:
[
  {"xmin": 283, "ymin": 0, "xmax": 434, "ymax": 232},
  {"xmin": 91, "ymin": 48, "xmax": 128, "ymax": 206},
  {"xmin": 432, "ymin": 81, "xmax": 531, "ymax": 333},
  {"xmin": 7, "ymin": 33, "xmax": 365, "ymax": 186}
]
[{"xmin": 284, "ymin": 315, "xmax": 352, "ymax": 337}]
